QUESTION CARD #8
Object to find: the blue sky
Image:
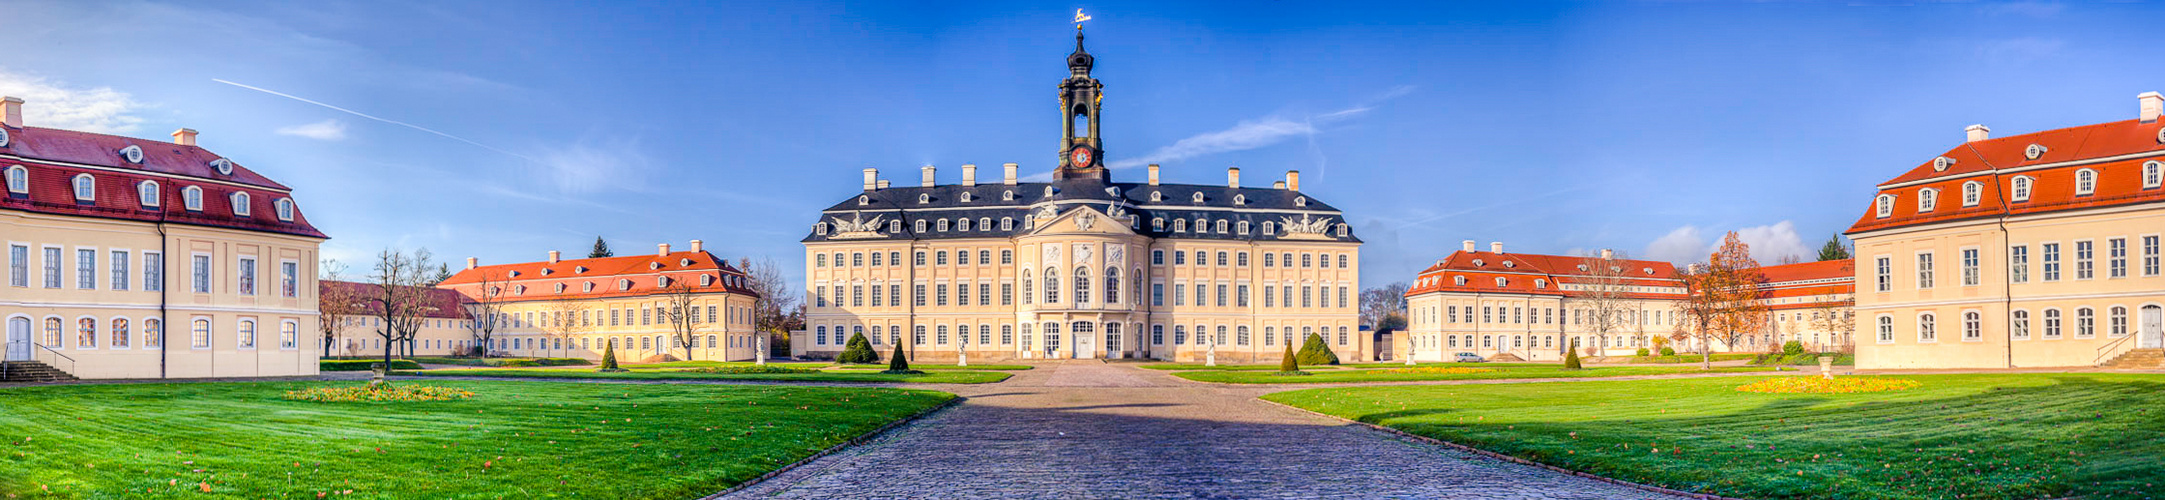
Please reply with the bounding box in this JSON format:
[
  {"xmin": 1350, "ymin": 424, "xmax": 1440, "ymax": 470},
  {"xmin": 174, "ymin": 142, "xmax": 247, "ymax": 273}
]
[{"xmin": 5, "ymin": 0, "xmax": 2162, "ymax": 291}]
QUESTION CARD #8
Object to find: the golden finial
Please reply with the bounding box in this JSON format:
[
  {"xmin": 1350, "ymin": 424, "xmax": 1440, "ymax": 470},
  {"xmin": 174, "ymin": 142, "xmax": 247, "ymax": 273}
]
[{"xmin": 1074, "ymin": 8, "xmax": 1092, "ymax": 29}]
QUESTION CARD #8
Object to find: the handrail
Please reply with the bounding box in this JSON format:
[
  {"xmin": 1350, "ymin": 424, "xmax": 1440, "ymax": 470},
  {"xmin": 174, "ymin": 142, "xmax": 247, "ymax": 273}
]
[
  {"xmin": 2095, "ymin": 334, "xmax": 2136, "ymax": 366},
  {"xmin": 33, "ymin": 343, "xmax": 77, "ymax": 378}
]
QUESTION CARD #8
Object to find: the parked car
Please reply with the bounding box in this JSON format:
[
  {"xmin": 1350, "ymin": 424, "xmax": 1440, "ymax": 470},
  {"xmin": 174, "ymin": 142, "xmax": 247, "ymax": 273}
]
[{"xmin": 1454, "ymin": 352, "xmax": 1486, "ymax": 363}]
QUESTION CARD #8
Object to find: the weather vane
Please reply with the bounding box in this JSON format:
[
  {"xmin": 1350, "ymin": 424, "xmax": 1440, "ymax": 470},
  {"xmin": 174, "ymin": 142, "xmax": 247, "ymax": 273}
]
[{"xmin": 1074, "ymin": 8, "xmax": 1091, "ymax": 30}]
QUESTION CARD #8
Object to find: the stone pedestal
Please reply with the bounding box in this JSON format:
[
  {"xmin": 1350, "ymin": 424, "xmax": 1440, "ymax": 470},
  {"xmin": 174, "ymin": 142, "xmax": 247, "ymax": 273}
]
[
  {"xmin": 756, "ymin": 337, "xmax": 768, "ymax": 366},
  {"xmin": 1818, "ymin": 356, "xmax": 1834, "ymax": 379}
]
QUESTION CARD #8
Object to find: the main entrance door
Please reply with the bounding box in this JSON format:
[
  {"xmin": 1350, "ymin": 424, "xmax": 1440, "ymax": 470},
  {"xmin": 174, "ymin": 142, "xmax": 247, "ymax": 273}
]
[
  {"xmin": 2140, "ymin": 305, "xmax": 2164, "ymax": 349},
  {"xmin": 6, "ymin": 317, "xmax": 30, "ymax": 361},
  {"xmin": 1070, "ymin": 321, "xmax": 1096, "ymax": 359}
]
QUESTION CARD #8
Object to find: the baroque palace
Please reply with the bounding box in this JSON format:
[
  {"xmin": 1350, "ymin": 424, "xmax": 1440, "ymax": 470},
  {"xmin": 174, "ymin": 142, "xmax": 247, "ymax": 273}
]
[
  {"xmin": 1402, "ymin": 242, "xmax": 1854, "ymax": 362},
  {"xmin": 795, "ymin": 31, "xmax": 1367, "ymax": 362},
  {"xmin": 3, "ymin": 97, "xmax": 327, "ymax": 380},
  {"xmin": 435, "ymin": 241, "xmax": 767, "ymax": 362},
  {"xmin": 1847, "ymin": 92, "xmax": 2165, "ymax": 369}
]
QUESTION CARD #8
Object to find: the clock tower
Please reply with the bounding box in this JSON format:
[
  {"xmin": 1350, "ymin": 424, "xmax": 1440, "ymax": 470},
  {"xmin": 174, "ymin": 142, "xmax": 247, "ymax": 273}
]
[{"xmin": 1056, "ymin": 29, "xmax": 1108, "ymax": 182}]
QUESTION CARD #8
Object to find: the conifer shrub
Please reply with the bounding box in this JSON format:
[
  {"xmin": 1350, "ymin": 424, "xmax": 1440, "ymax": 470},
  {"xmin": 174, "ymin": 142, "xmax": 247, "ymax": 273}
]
[
  {"xmin": 598, "ymin": 343, "xmax": 627, "ymax": 372},
  {"xmin": 836, "ymin": 333, "xmax": 878, "ymax": 364},
  {"xmin": 881, "ymin": 342, "xmax": 921, "ymax": 374},
  {"xmin": 1294, "ymin": 333, "xmax": 1340, "ymax": 366},
  {"xmin": 1278, "ymin": 341, "xmax": 1299, "ymax": 373},
  {"xmin": 1564, "ymin": 345, "xmax": 1583, "ymax": 370}
]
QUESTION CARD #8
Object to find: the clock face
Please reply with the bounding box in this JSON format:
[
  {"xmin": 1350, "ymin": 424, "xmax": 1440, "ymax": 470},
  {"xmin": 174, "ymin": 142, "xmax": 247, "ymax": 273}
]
[{"xmin": 1070, "ymin": 147, "xmax": 1095, "ymax": 168}]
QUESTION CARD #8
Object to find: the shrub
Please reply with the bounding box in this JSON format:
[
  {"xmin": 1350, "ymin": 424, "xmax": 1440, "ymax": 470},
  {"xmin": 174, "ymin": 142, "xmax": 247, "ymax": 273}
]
[
  {"xmin": 1563, "ymin": 346, "xmax": 1583, "ymax": 370},
  {"xmin": 882, "ymin": 342, "xmax": 919, "ymax": 374},
  {"xmin": 1279, "ymin": 341, "xmax": 1298, "ymax": 373},
  {"xmin": 1294, "ymin": 334, "xmax": 1340, "ymax": 366},
  {"xmin": 1659, "ymin": 347, "xmax": 1676, "ymax": 356},
  {"xmin": 836, "ymin": 332, "xmax": 878, "ymax": 364},
  {"xmin": 1635, "ymin": 348, "xmax": 1651, "ymax": 357},
  {"xmin": 1782, "ymin": 340, "xmax": 1807, "ymax": 356},
  {"xmin": 598, "ymin": 343, "xmax": 626, "ymax": 372},
  {"xmin": 321, "ymin": 360, "xmax": 421, "ymax": 371}
]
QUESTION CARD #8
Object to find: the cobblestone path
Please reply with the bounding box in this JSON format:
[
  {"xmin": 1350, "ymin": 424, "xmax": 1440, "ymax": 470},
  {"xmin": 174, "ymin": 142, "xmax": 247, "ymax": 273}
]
[{"xmin": 718, "ymin": 362, "xmax": 1683, "ymax": 499}]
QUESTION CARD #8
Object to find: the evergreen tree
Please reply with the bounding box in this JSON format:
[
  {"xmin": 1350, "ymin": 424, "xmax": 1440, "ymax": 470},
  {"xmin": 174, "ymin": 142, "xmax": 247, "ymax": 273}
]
[
  {"xmin": 598, "ymin": 342, "xmax": 625, "ymax": 372},
  {"xmin": 589, "ymin": 237, "xmax": 614, "ymax": 258},
  {"xmin": 1278, "ymin": 341, "xmax": 1299, "ymax": 373},
  {"xmin": 882, "ymin": 342, "xmax": 914, "ymax": 373},
  {"xmin": 836, "ymin": 332, "xmax": 878, "ymax": 364},
  {"xmin": 1816, "ymin": 235, "xmax": 1851, "ymax": 262},
  {"xmin": 1564, "ymin": 342, "xmax": 1583, "ymax": 370},
  {"xmin": 1294, "ymin": 333, "xmax": 1341, "ymax": 365}
]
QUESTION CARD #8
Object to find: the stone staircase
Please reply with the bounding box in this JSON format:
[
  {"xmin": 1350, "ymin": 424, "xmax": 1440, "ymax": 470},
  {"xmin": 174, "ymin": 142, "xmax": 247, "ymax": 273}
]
[
  {"xmin": 2100, "ymin": 348, "xmax": 2164, "ymax": 369},
  {"xmin": 0, "ymin": 361, "xmax": 80, "ymax": 383}
]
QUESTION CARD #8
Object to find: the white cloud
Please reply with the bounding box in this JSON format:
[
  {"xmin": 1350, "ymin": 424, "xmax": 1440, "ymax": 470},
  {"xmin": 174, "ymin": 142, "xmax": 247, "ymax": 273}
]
[
  {"xmin": 1733, "ymin": 220, "xmax": 1811, "ymax": 264},
  {"xmin": 1107, "ymin": 117, "xmax": 1316, "ymax": 170},
  {"xmin": 276, "ymin": 119, "xmax": 348, "ymax": 140},
  {"xmin": 1644, "ymin": 226, "xmax": 1706, "ymax": 265},
  {"xmin": 534, "ymin": 137, "xmax": 651, "ymax": 195},
  {"xmin": 0, "ymin": 68, "xmax": 145, "ymax": 133}
]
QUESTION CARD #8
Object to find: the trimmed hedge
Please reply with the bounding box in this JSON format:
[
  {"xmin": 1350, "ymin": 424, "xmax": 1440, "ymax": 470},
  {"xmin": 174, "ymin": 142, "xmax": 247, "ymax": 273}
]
[
  {"xmin": 1294, "ymin": 333, "xmax": 1340, "ymax": 366},
  {"xmin": 406, "ymin": 357, "xmax": 592, "ymax": 367},
  {"xmin": 321, "ymin": 360, "xmax": 423, "ymax": 371},
  {"xmin": 836, "ymin": 333, "xmax": 878, "ymax": 364}
]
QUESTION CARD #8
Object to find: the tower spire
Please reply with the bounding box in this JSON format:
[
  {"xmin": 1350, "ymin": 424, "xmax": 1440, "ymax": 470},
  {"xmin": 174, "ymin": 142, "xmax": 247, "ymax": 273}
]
[{"xmin": 1056, "ymin": 23, "xmax": 1107, "ymax": 182}]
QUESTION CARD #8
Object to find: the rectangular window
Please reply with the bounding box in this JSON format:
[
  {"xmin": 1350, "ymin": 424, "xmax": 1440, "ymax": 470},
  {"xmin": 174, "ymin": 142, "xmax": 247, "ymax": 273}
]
[
  {"xmin": 76, "ymin": 248, "xmax": 96, "ymax": 289},
  {"xmin": 871, "ymin": 284, "xmax": 883, "ymax": 306},
  {"xmin": 915, "ymin": 284, "xmax": 927, "ymax": 307},
  {"xmin": 1152, "ymin": 250, "xmax": 1164, "ymax": 265},
  {"xmin": 2108, "ymin": 238, "xmax": 2127, "ymax": 278},
  {"xmin": 1263, "ymin": 286, "xmax": 1275, "ymax": 308},
  {"xmin": 1152, "ymin": 325, "xmax": 1164, "ymax": 345},
  {"xmin": 42, "ymin": 247, "xmax": 60, "ymax": 288},
  {"xmin": 1237, "ymin": 285, "xmax": 1249, "ymax": 307},
  {"xmin": 1196, "ymin": 283, "xmax": 1207, "ymax": 306},
  {"xmin": 237, "ymin": 257, "xmax": 256, "ymax": 296},
  {"xmin": 1216, "ymin": 284, "xmax": 1228, "ymax": 307},
  {"xmin": 144, "ymin": 252, "xmax": 162, "ymax": 292},
  {"xmin": 979, "ymin": 283, "xmax": 992, "ymax": 306},
  {"xmin": 1174, "ymin": 251, "xmax": 1185, "ymax": 266},
  {"xmin": 1001, "ymin": 283, "xmax": 1013, "ymax": 305},
  {"xmin": 1173, "ymin": 283, "xmax": 1186, "ymax": 306},
  {"xmin": 2146, "ymin": 236, "xmax": 2161, "ymax": 276},
  {"xmin": 2043, "ymin": 243, "xmax": 2061, "ymax": 281},
  {"xmin": 1152, "ymin": 283, "xmax": 1164, "ymax": 306},
  {"xmin": 191, "ymin": 254, "xmax": 211, "ymax": 293},
  {"xmin": 110, "ymin": 250, "xmax": 130, "ymax": 291},
  {"xmin": 937, "ymin": 284, "xmax": 949, "ymax": 306},
  {"xmin": 1915, "ymin": 252, "xmax": 1934, "ymax": 289},
  {"xmin": 1339, "ymin": 287, "xmax": 1348, "ymax": 309},
  {"xmin": 2075, "ymin": 241, "xmax": 2094, "ymax": 280},
  {"xmin": 1961, "ymin": 248, "xmax": 1979, "ymax": 286},
  {"xmin": 2010, "ymin": 245, "xmax": 2029, "ymax": 284},
  {"xmin": 852, "ymin": 285, "xmax": 864, "ymax": 307},
  {"xmin": 1282, "ymin": 286, "xmax": 1294, "ymax": 309},
  {"xmin": 1448, "ymin": 305, "xmax": 1457, "ymax": 323},
  {"xmin": 9, "ymin": 244, "xmax": 27, "ymax": 287},
  {"xmin": 1302, "ymin": 287, "xmax": 1313, "ymax": 308},
  {"xmin": 1875, "ymin": 257, "xmax": 1891, "ymax": 292}
]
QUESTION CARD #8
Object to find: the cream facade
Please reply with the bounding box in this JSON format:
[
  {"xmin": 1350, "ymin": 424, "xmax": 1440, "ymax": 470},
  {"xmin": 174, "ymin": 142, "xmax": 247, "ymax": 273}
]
[
  {"xmin": 1403, "ymin": 243, "xmax": 1687, "ymax": 362},
  {"xmin": 436, "ymin": 242, "xmax": 765, "ymax": 363},
  {"xmin": 1847, "ymin": 92, "xmax": 2165, "ymax": 369},
  {"xmin": 795, "ymin": 32, "xmax": 1365, "ymax": 363},
  {"xmin": 4, "ymin": 98, "xmax": 326, "ymax": 380}
]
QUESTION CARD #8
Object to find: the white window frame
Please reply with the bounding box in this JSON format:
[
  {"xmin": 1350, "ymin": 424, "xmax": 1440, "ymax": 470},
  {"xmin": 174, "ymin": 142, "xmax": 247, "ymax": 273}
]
[
  {"xmin": 1875, "ymin": 194, "xmax": 1894, "ymax": 218},
  {"xmin": 3, "ymin": 165, "xmax": 26, "ymax": 194},
  {"xmin": 1916, "ymin": 312, "xmax": 1937, "ymax": 343},
  {"xmin": 230, "ymin": 192, "xmax": 251, "ymax": 217},
  {"xmin": 1917, "ymin": 187, "xmax": 1937, "ymax": 212},
  {"xmin": 2010, "ymin": 176, "xmax": 2032, "ymax": 202},
  {"xmin": 275, "ymin": 198, "xmax": 294, "ymax": 222},
  {"xmin": 1961, "ymin": 181, "xmax": 1981, "ymax": 207},
  {"xmin": 72, "ymin": 173, "xmax": 95, "ymax": 202},
  {"xmin": 182, "ymin": 186, "xmax": 204, "ymax": 211},
  {"xmin": 138, "ymin": 181, "xmax": 160, "ymax": 208},
  {"xmin": 2075, "ymin": 168, "xmax": 2098, "ymax": 195}
]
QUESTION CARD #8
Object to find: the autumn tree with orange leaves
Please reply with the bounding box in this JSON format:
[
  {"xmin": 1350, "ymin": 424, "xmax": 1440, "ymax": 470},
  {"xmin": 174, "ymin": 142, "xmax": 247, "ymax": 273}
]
[{"xmin": 1675, "ymin": 232, "xmax": 1769, "ymax": 369}]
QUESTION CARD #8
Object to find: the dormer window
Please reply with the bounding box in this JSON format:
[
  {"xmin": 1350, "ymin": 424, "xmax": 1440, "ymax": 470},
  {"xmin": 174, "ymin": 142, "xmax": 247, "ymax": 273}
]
[
  {"xmin": 1502, "ymin": 260, "xmax": 1515, "ymax": 268},
  {"xmin": 2011, "ymin": 176, "xmax": 2033, "ymax": 202},
  {"xmin": 1294, "ymin": 196, "xmax": 1307, "ymax": 207},
  {"xmin": 514, "ymin": 285, "xmax": 527, "ymax": 295},
  {"xmin": 958, "ymin": 218, "xmax": 972, "ymax": 231},
  {"xmin": 4, "ymin": 165, "xmax": 26, "ymax": 195},
  {"xmin": 1153, "ymin": 218, "xmax": 1165, "ymax": 231},
  {"xmin": 1191, "ymin": 192, "xmax": 1204, "ymax": 203},
  {"xmin": 915, "ymin": 220, "xmax": 927, "ymax": 232},
  {"xmin": 554, "ymin": 283, "xmax": 566, "ymax": 294},
  {"xmin": 183, "ymin": 186, "xmax": 204, "ymax": 212},
  {"xmin": 1003, "ymin": 190, "xmax": 1015, "ymax": 201},
  {"xmin": 617, "ymin": 279, "xmax": 632, "ymax": 291},
  {"xmin": 680, "ymin": 258, "xmax": 694, "ymax": 266},
  {"xmin": 960, "ymin": 192, "xmax": 973, "ymax": 202},
  {"xmin": 816, "ymin": 223, "xmax": 829, "ymax": 235},
  {"xmin": 1001, "ymin": 217, "xmax": 1014, "ymax": 230},
  {"xmin": 1237, "ymin": 221, "xmax": 1250, "ymax": 234},
  {"xmin": 657, "ymin": 276, "xmax": 672, "ymax": 287},
  {"xmin": 270, "ymin": 197, "xmax": 293, "ymax": 221},
  {"xmin": 1173, "ymin": 219, "xmax": 1187, "ymax": 232},
  {"xmin": 1210, "ymin": 220, "xmax": 1225, "ymax": 233},
  {"xmin": 71, "ymin": 174, "xmax": 94, "ymax": 202},
  {"xmin": 858, "ymin": 195, "xmax": 870, "ymax": 205},
  {"xmin": 575, "ymin": 266, "xmax": 588, "ymax": 273},
  {"xmin": 1875, "ymin": 194, "xmax": 1894, "ymax": 218},
  {"xmin": 2145, "ymin": 161, "xmax": 2162, "ymax": 189},
  {"xmin": 1043, "ymin": 186, "xmax": 1055, "ymax": 197},
  {"xmin": 118, "ymin": 145, "xmax": 144, "ymax": 164},
  {"xmin": 1150, "ymin": 191, "xmax": 1162, "ymax": 202},
  {"xmin": 541, "ymin": 268, "xmax": 555, "ymax": 276},
  {"xmin": 979, "ymin": 217, "xmax": 991, "ymax": 231},
  {"xmin": 210, "ymin": 158, "xmax": 235, "ymax": 176},
  {"xmin": 1577, "ymin": 264, "xmax": 1589, "ymax": 271},
  {"xmin": 508, "ymin": 270, "xmax": 521, "ymax": 278},
  {"xmin": 1233, "ymin": 194, "xmax": 1246, "ymax": 206},
  {"xmin": 701, "ymin": 275, "xmax": 715, "ymax": 286},
  {"xmin": 2024, "ymin": 144, "xmax": 2048, "ymax": 160},
  {"xmin": 0, "ymin": 128, "xmax": 8, "ymax": 147},
  {"xmin": 1495, "ymin": 277, "xmax": 1508, "ymax": 287},
  {"xmin": 1472, "ymin": 259, "xmax": 1485, "ymax": 267},
  {"xmin": 937, "ymin": 218, "xmax": 950, "ymax": 232},
  {"xmin": 1932, "ymin": 156, "xmax": 1954, "ymax": 171},
  {"xmin": 1643, "ymin": 267, "xmax": 1655, "ymax": 275},
  {"xmin": 583, "ymin": 282, "xmax": 595, "ymax": 292},
  {"xmin": 649, "ymin": 262, "xmax": 663, "ymax": 270},
  {"xmin": 1335, "ymin": 224, "xmax": 1348, "ymax": 237},
  {"xmin": 1193, "ymin": 218, "xmax": 1206, "ymax": 232},
  {"xmin": 230, "ymin": 192, "xmax": 251, "ymax": 217},
  {"xmin": 2075, "ymin": 168, "xmax": 2098, "ymax": 195},
  {"xmin": 138, "ymin": 181, "xmax": 159, "ymax": 208},
  {"xmin": 889, "ymin": 220, "xmax": 903, "ymax": 232},
  {"xmin": 1917, "ymin": 187, "xmax": 1937, "ymax": 213},
  {"xmin": 1535, "ymin": 279, "xmax": 1547, "ymax": 289},
  {"xmin": 1453, "ymin": 276, "xmax": 1467, "ymax": 286},
  {"xmin": 1261, "ymin": 221, "xmax": 1275, "ymax": 235},
  {"xmin": 918, "ymin": 193, "xmax": 930, "ymax": 204},
  {"xmin": 1961, "ymin": 181, "xmax": 1981, "ymax": 207}
]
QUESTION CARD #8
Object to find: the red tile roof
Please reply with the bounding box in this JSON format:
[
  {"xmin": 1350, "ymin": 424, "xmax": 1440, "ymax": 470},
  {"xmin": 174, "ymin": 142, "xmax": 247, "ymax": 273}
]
[
  {"xmin": 1, "ymin": 126, "xmax": 325, "ymax": 238},
  {"xmin": 1848, "ymin": 117, "xmax": 2165, "ymax": 235},
  {"xmin": 1755, "ymin": 260, "xmax": 1855, "ymax": 305},
  {"xmin": 322, "ymin": 280, "xmax": 472, "ymax": 319},
  {"xmin": 437, "ymin": 250, "xmax": 759, "ymax": 302},
  {"xmin": 1407, "ymin": 250, "xmax": 1686, "ymax": 300}
]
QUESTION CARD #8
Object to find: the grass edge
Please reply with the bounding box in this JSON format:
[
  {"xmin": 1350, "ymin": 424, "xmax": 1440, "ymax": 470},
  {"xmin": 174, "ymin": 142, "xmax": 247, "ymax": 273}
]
[{"xmin": 693, "ymin": 393, "xmax": 963, "ymax": 499}]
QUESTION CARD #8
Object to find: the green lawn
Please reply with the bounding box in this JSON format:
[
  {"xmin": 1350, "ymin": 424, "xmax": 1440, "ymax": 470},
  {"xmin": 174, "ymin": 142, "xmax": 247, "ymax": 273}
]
[
  {"xmin": 1174, "ymin": 364, "xmax": 1782, "ymax": 384},
  {"xmin": 0, "ymin": 381, "xmax": 951, "ymax": 499},
  {"xmin": 409, "ymin": 368, "xmax": 1012, "ymax": 384},
  {"xmin": 1265, "ymin": 373, "xmax": 2165, "ymax": 500},
  {"xmin": 828, "ymin": 364, "xmax": 1035, "ymax": 371},
  {"xmin": 1602, "ymin": 353, "xmax": 1759, "ymax": 364},
  {"xmin": 626, "ymin": 361, "xmax": 1032, "ymax": 371}
]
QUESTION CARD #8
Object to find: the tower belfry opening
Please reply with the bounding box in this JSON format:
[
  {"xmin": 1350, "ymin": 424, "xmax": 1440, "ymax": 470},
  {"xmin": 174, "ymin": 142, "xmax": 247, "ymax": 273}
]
[{"xmin": 1056, "ymin": 29, "xmax": 1107, "ymax": 182}]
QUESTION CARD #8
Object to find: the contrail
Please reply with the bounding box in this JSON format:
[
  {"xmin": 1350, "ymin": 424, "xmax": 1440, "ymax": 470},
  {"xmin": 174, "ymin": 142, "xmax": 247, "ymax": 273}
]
[{"xmin": 211, "ymin": 78, "xmax": 534, "ymax": 162}]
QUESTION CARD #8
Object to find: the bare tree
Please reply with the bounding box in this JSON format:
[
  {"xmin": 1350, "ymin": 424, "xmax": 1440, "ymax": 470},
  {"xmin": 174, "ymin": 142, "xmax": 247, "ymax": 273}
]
[
  {"xmin": 738, "ymin": 257, "xmax": 794, "ymax": 356},
  {"xmin": 364, "ymin": 248, "xmax": 437, "ymax": 369},
  {"xmin": 316, "ymin": 259, "xmax": 360, "ymax": 359},
  {"xmin": 659, "ymin": 277, "xmax": 709, "ymax": 361},
  {"xmin": 1359, "ymin": 282, "xmax": 1411, "ymax": 331},
  {"xmin": 1676, "ymin": 232, "xmax": 1770, "ymax": 369},
  {"xmin": 460, "ymin": 269, "xmax": 509, "ymax": 357},
  {"xmin": 539, "ymin": 296, "xmax": 591, "ymax": 360},
  {"xmin": 1812, "ymin": 301, "xmax": 1856, "ymax": 353},
  {"xmin": 1577, "ymin": 250, "xmax": 1636, "ymax": 356}
]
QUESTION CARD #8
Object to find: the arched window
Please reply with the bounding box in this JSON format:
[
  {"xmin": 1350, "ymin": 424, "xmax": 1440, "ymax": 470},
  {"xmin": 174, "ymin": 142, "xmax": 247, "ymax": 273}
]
[
  {"xmin": 77, "ymin": 317, "xmax": 97, "ymax": 348},
  {"xmin": 1876, "ymin": 315, "xmax": 1893, "ymax": 343},
  {"xmin": 1875, "ymin": 194, "xmax": 1895, "ymax": 218},
  {"xmin": 2011, "ymin": 176, "xmax": 2033, "ymax": 202},
  {"xmin": 1215, "ymin": 220, "xmax": 1228, "ymax": 233},
  {"xmin": 111, "ymin": 318, "xmax": 130, "ymax": 348},
  {"xmin": 918, "ymin": 193, "xmax": 930, "ymax": 204},
  {"xmin": 1261, "ymin": 221, "xmax": 1274, "ymax": 235},
  {"xmin": 2012, "ymin": 309, "xmax": 2031, "ymax": 340},
  {"xmin": 1233, "ymin": 194, "xmax": 1246, "ymax": 205},
  {"xmin": 237, "ymin": 319, "xmax": 256, "ymax": 349},
  {"xmin": 2145, "ymin": 161, "xmax": 2163, "ymax": 189},
  {"xmin": 1961, "ymin": 181, "xmax": 1982, "ymax": 207},
  {"xmin": 2076, "ymin": 307, "xmax": 2096, "ymax": 338},
  {"xmin": 281, "ymin": 320, "xmax": 298, "ymax": 349},
  {"xmin": 72, "ymin": 174, "xmax": 95, "ymax": 201},
  {"xmin": 1105, "ymin": 267, "xmax": 1121, "ymax": 304},
  {"xmin": 1074, "ymin": 267, "xmax": 1091, "ymax": 305},
  {"xmin": 1917, "ymin": 188, "xmax": 1937, "ymax": 212},
  {"xmin": 1172, "ymin": 219, "xmax": 1186, "ymax": 232},
  {"xmin": 1962, "ymin": 311, "xmax": 1981, "ymax": 341},
  {"xmin": 958, "ymin": 218, "xmax": 971, "ymax": 231},
  {"xmin": 1043, "ymin": 267, "xmax": 1060, "ymax": 303},
  {"xmin": 191, "ymin": 318, "xmax": 211, "ymax": 348},
  {"xmin": 144, "ymin": 318, "xmax": 162, "ymax": 348},
  {"xmin": 1021, "ymin": 270, "xmax": 1034, "ymax": 305},
  {"xmin": 276, "ymin": 198, "xmax": 295, "ymax": 221},
  {"xmin": 3, "ymin": 165, "xmax": 27, "ymax": 194},
  {"xmin": 183, "ymin": 186, "xmax": 204, "ymax": 211},
  {"xmin": 231, "ymin": 192, "xmax": 252, "ymax": 217},
  {"xmin": 1191, "ymin": 192, "xmax": 1204, "ymax": 203},
  {"xmin": 138, "ymin": 181, "xmax": 159, "ymax": 207},
  {"xmin": 2109, "ymin": 306, "xmax": 2129, "ymax": 337},
  {"xmin": 1917, "ymin": 312, "xmax": 1936, "ymax": 342},
  {"xmin": 2075, "ymin": 169, "xmax": 2098, "ymax": 195}
]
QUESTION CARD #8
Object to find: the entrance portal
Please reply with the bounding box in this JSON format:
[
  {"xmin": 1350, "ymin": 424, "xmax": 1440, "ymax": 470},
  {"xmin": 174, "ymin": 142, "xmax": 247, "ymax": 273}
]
[
  {"xmin": 2141, "ymin": 305, "xmax": 2163, "ymax": 349},
  {"xmin": 5, "ymin": 317, "xmax": 29, "ymax": 361},
  {"xmin": 1070, "ymin": 321, "xmax": 1096, "ymax": 359}
]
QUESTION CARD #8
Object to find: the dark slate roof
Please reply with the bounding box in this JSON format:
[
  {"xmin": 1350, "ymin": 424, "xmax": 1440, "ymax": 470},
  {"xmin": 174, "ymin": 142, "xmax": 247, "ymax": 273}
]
[{"xmin": 805, "ymin": 178, "xmax": 1359, "ymax": 243}]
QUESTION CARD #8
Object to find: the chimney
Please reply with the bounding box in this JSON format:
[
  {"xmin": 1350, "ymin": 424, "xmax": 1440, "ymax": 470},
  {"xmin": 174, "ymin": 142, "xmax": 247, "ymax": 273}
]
[
  {"xmin": 961, "ymin": 163, "xmax": 978, "ymax": 186},
  {"xmin": 466, "ymin": 257, "xmax": 478, "ymax": 270},
  {"xmin": 1273, "ymin": 181, "xmax": 1286, "ymax": 189},
  {"xmin": 1, "ymin": 96, "xmax": 21, "ymax": 128},
  {"xmin": 877, "ymin": 179, "xmax": 890, "ymax": 189},
  {"xmin": 1147, "ymin": 164, "xmax": 1161, "ymax": 186},
  {"xmin": 548, "ymin": 250, "xmax": 561, "ymax": 263},
  {"xmin": 1462, "ymin": 240, "xmax": 1476, "ymax": 253},
  {"xmin": 1227, "ymin": 167, "xmax": 1241, "ymax": 189},
  {"xmin": 658, "ymin": 243, "xmax": 671, "ymax": 255},
  {"xmin": 1965, "ymin": 124, "xmax": 1991, "ymax": 143},
  {"xmin": 1600, "ymin": 248, "xmax": 1614, "ymax": 260},
  {"xmin": 171, "ymin": 128, "xmax": 198, "ymax": 146},
  {"xmin": 862, "ymin": 168, "xmax": 878, "ymax": 191},
  {"xmin": 921, "ymin": 165, "xmax": 936, "ymax": 187},
  {"xmin": 1002, "ymin": 163, "xmax": 1018, "ymax": 185},
  {"xmin": 690, "ymin": 239, "xmax": 703, "ymax": 252},
  {"xmin": 1286, "ymin": 170, "xmax": 1301, "ymax": 191},
  {"xmin": 2141, "ymin": 91, "xmax": 2163, "ymax": 122},
  {"xmin": 1491, "ymin": 242, "xmax": 1504, "ymax": 254}
]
